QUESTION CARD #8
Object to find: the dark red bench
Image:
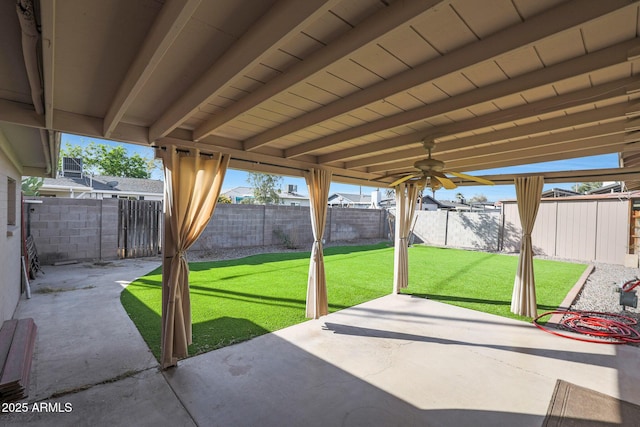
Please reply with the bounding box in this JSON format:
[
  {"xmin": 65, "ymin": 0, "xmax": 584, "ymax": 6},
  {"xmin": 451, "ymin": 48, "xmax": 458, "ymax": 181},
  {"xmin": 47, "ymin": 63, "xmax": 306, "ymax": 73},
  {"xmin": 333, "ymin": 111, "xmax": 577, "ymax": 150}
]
[{"xmin": 0, "ymin": 318, "xmax": 37, "ymax": 402}]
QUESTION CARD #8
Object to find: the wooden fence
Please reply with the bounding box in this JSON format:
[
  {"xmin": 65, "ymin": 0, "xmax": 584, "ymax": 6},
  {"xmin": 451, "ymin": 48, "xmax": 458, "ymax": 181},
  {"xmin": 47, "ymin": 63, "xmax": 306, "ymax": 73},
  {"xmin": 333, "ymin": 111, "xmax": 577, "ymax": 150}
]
[{"xmin": 117, "ymin": 200, "xmax": 162, "ymax": 258}]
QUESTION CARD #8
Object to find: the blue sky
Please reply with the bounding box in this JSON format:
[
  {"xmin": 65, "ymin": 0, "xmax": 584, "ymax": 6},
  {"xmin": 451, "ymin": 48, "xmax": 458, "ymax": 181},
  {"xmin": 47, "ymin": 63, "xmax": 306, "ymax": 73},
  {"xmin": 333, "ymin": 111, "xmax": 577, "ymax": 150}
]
[{"xmin": 61, "ymin": 133, "xmax": 619, "ymax": 202}]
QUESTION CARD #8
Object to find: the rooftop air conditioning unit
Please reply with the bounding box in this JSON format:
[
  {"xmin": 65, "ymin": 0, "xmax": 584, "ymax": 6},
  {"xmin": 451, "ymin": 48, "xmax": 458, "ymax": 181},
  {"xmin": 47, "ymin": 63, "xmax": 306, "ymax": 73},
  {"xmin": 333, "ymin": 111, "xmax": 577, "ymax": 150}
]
[{"xmin": 62, "ymin": 157, "xmax": 83, "ymax": 178}]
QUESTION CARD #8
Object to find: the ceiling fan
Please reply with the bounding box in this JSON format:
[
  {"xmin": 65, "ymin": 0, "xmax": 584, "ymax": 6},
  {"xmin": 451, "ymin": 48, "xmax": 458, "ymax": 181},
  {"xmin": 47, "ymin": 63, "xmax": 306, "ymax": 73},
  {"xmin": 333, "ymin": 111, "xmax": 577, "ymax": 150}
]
[{"xmin": 389, "ymin": 139, "xmax": 495, "ymax": 191}]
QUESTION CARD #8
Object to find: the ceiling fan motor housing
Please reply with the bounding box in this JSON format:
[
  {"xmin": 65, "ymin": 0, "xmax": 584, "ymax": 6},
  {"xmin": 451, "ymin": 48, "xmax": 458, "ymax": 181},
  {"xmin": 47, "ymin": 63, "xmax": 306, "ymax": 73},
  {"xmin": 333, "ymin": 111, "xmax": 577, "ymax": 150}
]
[{"xmin": 414, "ymin": 158, "xmax": 445, "ymax": 172}]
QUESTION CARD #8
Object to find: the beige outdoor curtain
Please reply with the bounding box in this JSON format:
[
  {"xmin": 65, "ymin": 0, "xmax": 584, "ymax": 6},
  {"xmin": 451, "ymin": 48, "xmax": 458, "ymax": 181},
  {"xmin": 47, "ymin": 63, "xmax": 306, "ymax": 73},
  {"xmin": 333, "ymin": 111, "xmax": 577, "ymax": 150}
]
[
  {"xmin": 304, "ymin": 168, "xmax": 332, "ymax": 319},
  {"xmin": 393, "ymin": 182, "xmax": 419, "ymax": 294},
  {"xmin": 158, "ymin": 146, "xmax": 229, "ymax": 369},
  {"xmin": 511, "ymin": 176, "xmax": 544, "ymax": 317}
]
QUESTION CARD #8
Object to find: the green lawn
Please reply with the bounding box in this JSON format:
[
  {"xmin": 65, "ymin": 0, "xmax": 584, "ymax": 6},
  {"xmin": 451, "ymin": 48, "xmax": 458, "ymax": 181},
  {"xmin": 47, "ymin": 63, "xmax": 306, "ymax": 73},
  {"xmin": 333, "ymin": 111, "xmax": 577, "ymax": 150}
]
[{"xmin": 121, "ymin": 244, "xmax": 587, "ymax": 360}]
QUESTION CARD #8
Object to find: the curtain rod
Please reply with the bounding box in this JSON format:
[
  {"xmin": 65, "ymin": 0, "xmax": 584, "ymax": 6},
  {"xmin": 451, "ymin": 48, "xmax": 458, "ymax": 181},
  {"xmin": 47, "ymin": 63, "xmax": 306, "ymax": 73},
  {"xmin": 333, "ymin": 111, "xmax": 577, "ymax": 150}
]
[{"xmin": 154, "ymin": 146, "xmax": 216, "ymax": 158}]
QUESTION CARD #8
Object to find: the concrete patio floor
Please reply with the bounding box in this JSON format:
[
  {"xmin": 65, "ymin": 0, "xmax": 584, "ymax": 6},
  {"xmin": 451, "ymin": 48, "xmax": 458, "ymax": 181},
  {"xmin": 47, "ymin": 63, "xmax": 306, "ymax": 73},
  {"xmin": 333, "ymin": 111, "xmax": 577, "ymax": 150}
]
[{"xmin": 1, "ymin": 259, "xmax": 640, "ymax": 426}]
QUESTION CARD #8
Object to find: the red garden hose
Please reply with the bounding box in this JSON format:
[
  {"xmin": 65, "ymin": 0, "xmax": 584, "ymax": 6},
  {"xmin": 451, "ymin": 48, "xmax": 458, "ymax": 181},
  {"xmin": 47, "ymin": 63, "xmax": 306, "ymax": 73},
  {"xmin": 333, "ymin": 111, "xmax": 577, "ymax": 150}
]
[
  {"xmin": 533, "ymin": 310, "xmax": 640, "ymax": 344},
  {"xmin": 622, "ymin": 279, "xmax": 640, "ymax": 292}
]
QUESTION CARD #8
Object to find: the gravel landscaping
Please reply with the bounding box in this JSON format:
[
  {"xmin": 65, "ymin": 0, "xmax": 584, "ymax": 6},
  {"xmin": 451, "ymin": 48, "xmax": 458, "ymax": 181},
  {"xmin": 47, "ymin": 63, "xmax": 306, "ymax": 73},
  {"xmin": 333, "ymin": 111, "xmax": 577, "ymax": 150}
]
[
  {"xmin": 571, "ymin": 262, "xmax": 640, "ymax": 316},
  {"xmin": 566, "ymin": 261, "xmax": 640, "ymax": 344}
]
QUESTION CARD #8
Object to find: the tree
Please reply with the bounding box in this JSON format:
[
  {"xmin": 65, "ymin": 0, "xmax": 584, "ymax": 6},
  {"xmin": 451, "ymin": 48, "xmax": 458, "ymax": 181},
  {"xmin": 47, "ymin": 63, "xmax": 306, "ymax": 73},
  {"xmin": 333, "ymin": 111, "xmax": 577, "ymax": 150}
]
[
  {"xmin": 247, "ymin": 172, "xmax": 282, "ymax": 205},
  {"xmin": 469, "ymin": 194, "xmax": 488, "ymax": 203},
  {"xmin": 59, "ymin": 142, "xmax": 155, "ymax": 178},
  {"xmin": 455, "ymin": 192, "xmax": 465, "ymax": 203},
  {"xmin": 217, "ymin": 194, "xmax": 232, "ymax": 204},
  {"xmin": 21, "ymin": 176, "xmax": 43, "ymax": 196},
  {"xmin": 574, "ymin": 182, "xmax": 603, "ymax": 194}
]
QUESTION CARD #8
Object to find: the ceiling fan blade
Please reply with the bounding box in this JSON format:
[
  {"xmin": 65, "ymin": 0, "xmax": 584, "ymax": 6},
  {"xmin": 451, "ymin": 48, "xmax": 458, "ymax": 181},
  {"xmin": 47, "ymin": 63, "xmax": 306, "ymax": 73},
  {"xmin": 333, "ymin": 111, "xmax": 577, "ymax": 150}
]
[
  {"xmin": 389, "ymin": 174, "xmax": 418, "ymax": 187},
  {"xmin": 447, "ymin": 171, "xmax": 495, "ymax": 186},
  {"xmin": 431, "ymin": 172, "xmax": 457, "ymax": 190}
]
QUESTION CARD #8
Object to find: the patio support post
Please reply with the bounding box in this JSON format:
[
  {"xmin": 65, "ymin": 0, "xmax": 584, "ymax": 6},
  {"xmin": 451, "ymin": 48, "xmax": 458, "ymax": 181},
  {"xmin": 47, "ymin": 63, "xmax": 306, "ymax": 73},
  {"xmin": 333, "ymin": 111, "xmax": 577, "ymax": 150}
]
[
  {"xmin": 304, "ymin": 168, "xmax": 332, "ymax": 319},
  {"xmin": 510, "ymin": 175, "xmax": 544, "ymax": 317},
  {"xmin": 158, "ymin": 145, "xmax": 229, "ymax": 369},
  {"xmin": 393, "ymin": 182, "xmax": 418, "ymax": 294}
]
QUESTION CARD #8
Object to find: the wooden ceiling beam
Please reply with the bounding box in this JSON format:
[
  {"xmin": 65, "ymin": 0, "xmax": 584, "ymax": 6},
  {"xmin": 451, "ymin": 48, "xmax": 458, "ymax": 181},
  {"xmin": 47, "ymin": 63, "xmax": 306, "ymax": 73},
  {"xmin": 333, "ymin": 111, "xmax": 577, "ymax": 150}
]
[
  {"xmin": 462, "ymin": 166, "xmax": 640, "ymax": 186},
  {"xmin": 372, "ymin": 132, "xmax": 636, "ymax": 174},
  {"xmin": 287, "ymin": 37, "xmax": 640, "ymax": 158},
  {"xmin": 194, "ymin": 0, "xmax": 447, "ymax": 144},
  {"xmin": 149, "ymin": 0, "xmax": 338, "ymax": 142},
  {"xmin": 446, "ymin": 136, "xmax": 633, "ymax": 171},
  {"xmin": 439, "ymin": 120, "xmax": 640, "ymax": 164},
  {"xmin": 439, "ymin": 145, "xmax": 625, "ymax": 173},
  {"xmin": 346, "ymin": 102, "xmax": 639, "ymax": 168},
  {"xmin": 453, "ymin": 167, "xmax": 640, "ymax": 186},
  {"xmin": 318, "ymin": 76, "xmax": 640, "ymax": 164},
  {"xmin": 158, "ymin": 136, "xmax": 378, "ymax": 184},
  {"xmin": 103, "ymin": 0, "xmax": 201, "ymax": 139},
  {"xmin": 228, "ymin": 158, "xmax": 382, "ymax": 187},
  {"xmin": 245, "ymin": 0, "xmax": 634, "ymax": 153}
]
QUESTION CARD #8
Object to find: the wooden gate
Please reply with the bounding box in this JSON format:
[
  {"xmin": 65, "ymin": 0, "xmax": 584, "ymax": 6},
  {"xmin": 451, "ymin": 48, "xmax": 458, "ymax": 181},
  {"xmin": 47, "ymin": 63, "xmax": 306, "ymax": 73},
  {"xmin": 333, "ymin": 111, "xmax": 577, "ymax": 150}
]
[{"xmin": 117, "ymin": 200, "xmax": 162, "ymax": 258}]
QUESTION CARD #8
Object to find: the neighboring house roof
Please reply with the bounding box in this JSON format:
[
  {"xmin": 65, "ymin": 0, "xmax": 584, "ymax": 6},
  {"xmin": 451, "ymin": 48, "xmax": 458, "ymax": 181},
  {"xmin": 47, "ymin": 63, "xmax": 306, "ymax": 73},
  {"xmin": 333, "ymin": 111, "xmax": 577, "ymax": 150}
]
[
  {"xmin": 222, "ymin": 186, "xmax": 254, "ymax": 199},
  {"xmin": 541, "ymin": 188, "xmax": 580, "ymax": 198},
  {"xmin": 328, "ymin": 193, "xmax": 371, "ymax": 204},
  {"xmin": 222, "ymin": 186, "xmax": 310, "ymax": 202},
  {"xmin": 280, "ymin": 192, "xmax": 309, "ymax": 201},
  {"xmin": 42, "ymin": 175, "xmax": 164, "ymax": 195},
  {"xmin": 421, "ymin": 195, "xmax": 450, "ymax": 209},
  {"xmin": 586, "ymin": 183, "xmax": 623, "ymax": 194}
]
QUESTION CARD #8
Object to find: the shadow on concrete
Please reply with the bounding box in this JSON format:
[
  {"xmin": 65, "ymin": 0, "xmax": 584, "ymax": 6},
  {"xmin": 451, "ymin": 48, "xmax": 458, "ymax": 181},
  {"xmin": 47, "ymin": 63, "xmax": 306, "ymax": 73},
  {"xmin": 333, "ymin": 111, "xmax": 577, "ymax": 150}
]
[
  {"xmin": 163, "ymin": 323, "xmax": 551, "ymax": 427},
  {"xmin": 322, "ymin": 322, "xmax": 615, "ymax": 369}
]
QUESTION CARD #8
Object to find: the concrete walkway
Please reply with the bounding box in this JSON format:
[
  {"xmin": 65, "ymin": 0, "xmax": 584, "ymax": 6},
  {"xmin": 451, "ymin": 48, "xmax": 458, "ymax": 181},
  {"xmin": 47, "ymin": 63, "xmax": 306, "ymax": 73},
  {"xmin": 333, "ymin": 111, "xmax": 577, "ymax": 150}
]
[{"xmin": 1, "ymin": 259, "xmax": 640, "ymax": 426}]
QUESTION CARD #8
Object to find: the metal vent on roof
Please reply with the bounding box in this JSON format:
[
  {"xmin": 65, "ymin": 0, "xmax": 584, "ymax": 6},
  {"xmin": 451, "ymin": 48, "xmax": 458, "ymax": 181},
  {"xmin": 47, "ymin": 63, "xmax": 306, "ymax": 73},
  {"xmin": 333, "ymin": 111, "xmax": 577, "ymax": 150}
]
[{"xmin": 62, "ymin": 157, "xmax": 83, "ymax": 178}]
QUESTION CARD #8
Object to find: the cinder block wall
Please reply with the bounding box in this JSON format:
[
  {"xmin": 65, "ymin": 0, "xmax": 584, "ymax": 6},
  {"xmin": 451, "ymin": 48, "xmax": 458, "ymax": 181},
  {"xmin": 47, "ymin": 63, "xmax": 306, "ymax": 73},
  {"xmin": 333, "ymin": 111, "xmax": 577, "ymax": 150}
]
[
  {"xmin": 191, "ymin": 204, "xmax": 388, "ymax": 252},
  {"xmin": 412, "ymin": 210, "xmax": 501, "ymax": 251},
  {"xmin": 27, "ymin": 199, "xmax": 388, "ymax": 263},
  {"xmin": 27, "ymin": 198, "xmax": 119, "ymax": 264},
  {"xmin": 329, "ymin": 207, "xmax": 387, "ymax": 242},
  {"xmin": 445, "ymin": 212, "xmax": 500, "ymax": 251},
  {"xmin": 413, "ymin": 210, "xmax": 448, "ymax": 246}
]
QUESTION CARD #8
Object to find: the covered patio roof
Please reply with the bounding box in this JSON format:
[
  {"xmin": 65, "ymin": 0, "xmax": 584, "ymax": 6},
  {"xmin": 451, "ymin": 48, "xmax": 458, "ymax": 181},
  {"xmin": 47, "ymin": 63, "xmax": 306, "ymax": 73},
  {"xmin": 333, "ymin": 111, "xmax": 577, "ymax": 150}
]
[{"xmin": 2, "ymin": 0, "xmax": 640, "ymax": 187}]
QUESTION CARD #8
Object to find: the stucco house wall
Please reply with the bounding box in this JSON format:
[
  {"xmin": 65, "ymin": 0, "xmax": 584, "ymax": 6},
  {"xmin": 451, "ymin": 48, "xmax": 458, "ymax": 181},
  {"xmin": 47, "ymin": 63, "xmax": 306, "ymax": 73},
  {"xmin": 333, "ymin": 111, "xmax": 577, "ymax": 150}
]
[{"xmin": 0, "ymin": 150, "xmax": 23, "ymax": 322}]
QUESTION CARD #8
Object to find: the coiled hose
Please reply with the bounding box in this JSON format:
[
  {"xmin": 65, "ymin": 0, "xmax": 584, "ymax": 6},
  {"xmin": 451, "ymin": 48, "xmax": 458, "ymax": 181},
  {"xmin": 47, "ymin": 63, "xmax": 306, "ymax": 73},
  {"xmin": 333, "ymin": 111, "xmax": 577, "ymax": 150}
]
[{"xmin": 534, "ymin": 310, "xmax": 640, "ymax": 344}]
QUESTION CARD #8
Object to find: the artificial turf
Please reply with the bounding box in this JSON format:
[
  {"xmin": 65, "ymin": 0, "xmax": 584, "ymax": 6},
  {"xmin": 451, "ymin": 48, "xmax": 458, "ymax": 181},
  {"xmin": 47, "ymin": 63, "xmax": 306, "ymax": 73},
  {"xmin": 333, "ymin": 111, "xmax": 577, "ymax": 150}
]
[{"xmin": 121, "ymin": 243, "xmax": 587, "ymax": 360}]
